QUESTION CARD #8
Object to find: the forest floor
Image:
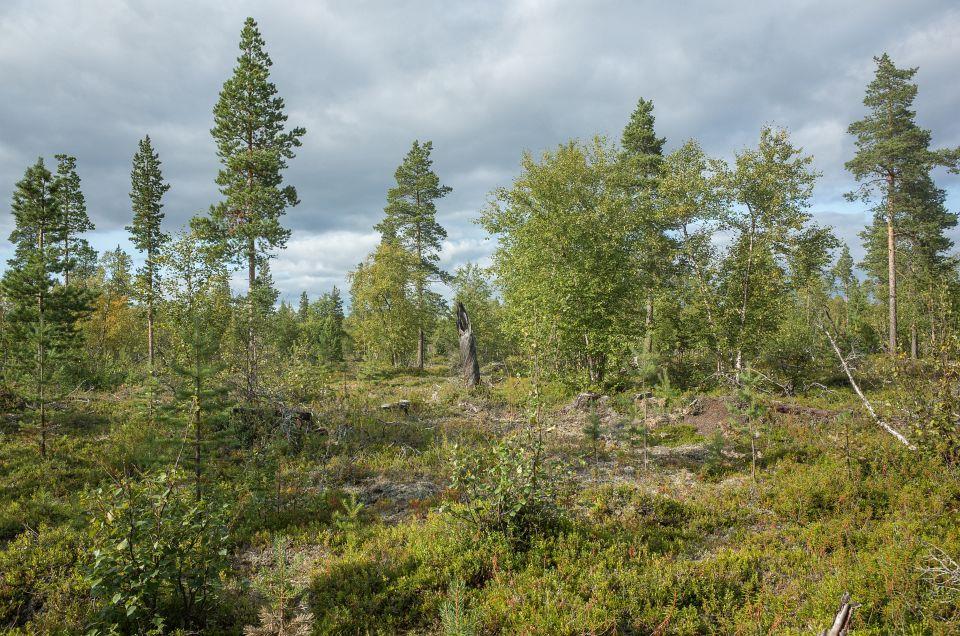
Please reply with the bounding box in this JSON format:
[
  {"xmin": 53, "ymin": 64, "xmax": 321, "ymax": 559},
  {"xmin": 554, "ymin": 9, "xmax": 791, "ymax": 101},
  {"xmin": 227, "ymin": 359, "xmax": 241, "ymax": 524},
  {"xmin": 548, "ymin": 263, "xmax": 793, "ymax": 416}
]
[{"xmin": 3, "ymin": 365, "xmax": 959, "ymax": 634}]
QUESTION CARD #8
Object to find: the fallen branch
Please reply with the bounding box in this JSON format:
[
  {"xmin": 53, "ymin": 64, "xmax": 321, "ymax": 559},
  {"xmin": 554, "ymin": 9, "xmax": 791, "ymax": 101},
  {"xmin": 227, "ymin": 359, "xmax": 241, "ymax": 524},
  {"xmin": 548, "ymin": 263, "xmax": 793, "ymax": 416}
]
[
  {"xmin": 818, "ymin": 312, "xmax": 916, "ymax": 450},
  {"xmin": 820, "ymin": 591, "xmax": 857, "ymax": 636}
]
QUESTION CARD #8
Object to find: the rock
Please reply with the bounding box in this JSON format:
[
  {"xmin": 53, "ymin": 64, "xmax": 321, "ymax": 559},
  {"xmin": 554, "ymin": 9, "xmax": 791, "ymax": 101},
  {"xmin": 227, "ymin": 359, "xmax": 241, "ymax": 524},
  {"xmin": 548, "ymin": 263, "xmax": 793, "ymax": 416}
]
[
  {"xmin": 380, "ymin": 400, "xmax": 412, "ymax": 413},
  {"xmin": 572, "ymin": 391, "xmax": 602, "ymax": 410}
]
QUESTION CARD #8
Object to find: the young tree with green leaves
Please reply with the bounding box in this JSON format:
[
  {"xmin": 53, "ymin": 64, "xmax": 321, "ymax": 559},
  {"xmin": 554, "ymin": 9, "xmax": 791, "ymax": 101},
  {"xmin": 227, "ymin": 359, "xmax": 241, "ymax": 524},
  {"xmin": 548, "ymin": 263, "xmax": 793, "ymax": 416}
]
[
  {"xmin": 480, "ymin": 138, "xmax": 641, "ymax": 385},
  {"xmin": 656, "ymin": 140, "xmax": 729, "ymax": 370},
  {"xmin": 722, "ymin": 126, "xmax": 821, "ymax": 371},
  {"xmin": 1, "ymin": 159, "xmax": 93, "ymax": 457},
  {"xmin": 53, "ymin": 154, "xmax": 95, "ymax": 285},
  {"xmin": 846, "ymin": 53, "xmax": 959, "ymax": 355},
  {"xmin": 375, "ymin": 140, "xmax": 451, "ymax": 369},
  {"xmin": 348, "ymin": 241, "xmax": 420, "ymax": 367},
  {"xmin": 203, "ymin": 17, "xmax": 305, "ymax": 398},
  {"xmin": 128, "ymin": 135, "xmax": 170, "ymax": 379}
]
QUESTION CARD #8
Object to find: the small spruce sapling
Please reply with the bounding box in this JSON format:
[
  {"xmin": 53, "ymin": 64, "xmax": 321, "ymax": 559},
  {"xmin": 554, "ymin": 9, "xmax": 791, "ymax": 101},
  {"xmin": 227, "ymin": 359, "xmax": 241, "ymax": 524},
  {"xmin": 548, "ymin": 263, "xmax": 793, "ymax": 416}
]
[{"xmin": 728, "ymin": 369, "xmax": 767, "ymax": 482}]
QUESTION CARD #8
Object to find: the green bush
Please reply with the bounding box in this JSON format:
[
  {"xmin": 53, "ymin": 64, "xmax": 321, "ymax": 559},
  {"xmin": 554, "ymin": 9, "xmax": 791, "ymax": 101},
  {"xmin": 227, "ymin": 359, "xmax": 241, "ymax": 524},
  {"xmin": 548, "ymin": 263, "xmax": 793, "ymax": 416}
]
[
  {"xmin": 85, "ymin": 469, "xmax": 230, "ymax": 633},
  {"xmin": 0, "ymin": 525, "xmax": 91, "ymax": 633},
  {"xmin": 447, "ymin": 435, "xmax": 562, "ymax": 548}
]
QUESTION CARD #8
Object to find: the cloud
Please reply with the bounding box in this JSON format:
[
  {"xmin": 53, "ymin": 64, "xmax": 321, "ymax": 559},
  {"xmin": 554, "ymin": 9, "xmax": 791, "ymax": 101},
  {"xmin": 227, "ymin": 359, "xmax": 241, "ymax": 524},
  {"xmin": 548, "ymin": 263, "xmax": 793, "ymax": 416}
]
[{"xmin": 0, "ymin": 0, "xmax": 957, "ymax": 302}]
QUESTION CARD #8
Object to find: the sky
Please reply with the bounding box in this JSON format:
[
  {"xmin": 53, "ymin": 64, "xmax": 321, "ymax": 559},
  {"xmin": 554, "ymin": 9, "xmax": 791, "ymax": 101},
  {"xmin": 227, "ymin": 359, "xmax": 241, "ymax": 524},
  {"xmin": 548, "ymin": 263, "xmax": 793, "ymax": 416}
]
[{"xmin": 1, "ymin": 0, "xmax": 958, "ymax": 303}]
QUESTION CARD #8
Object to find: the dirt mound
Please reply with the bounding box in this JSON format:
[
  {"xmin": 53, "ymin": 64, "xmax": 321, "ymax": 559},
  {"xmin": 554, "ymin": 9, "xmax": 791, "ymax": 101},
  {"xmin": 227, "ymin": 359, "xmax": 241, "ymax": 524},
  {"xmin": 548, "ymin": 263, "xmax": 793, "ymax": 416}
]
[{"xmin": 679, "ymin": 396, "xmax": 731, "ymax": 435}]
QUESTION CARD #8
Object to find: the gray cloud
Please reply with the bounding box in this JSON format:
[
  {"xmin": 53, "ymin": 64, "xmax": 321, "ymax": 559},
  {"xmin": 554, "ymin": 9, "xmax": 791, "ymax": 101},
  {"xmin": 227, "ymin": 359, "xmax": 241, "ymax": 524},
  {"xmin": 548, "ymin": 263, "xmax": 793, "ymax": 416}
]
[{"xmin": 0, "ymin": 0, "xmax": 958, "ymax": 301}]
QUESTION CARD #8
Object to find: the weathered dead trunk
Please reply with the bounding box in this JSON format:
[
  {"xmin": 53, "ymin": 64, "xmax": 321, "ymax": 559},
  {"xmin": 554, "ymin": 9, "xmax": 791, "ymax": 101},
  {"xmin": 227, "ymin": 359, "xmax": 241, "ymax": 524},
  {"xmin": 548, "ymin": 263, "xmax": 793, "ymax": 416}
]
[
  {"xmin": 820, "ymin": 592, "xmax": 856, "ymax": 636},
  {"xmin": 417, "ymin": 326, "xmax": 425, "ymax": 370},
  {"xmin": 455, "ymin": 301, "xmax": 480, "ymax": 388}
]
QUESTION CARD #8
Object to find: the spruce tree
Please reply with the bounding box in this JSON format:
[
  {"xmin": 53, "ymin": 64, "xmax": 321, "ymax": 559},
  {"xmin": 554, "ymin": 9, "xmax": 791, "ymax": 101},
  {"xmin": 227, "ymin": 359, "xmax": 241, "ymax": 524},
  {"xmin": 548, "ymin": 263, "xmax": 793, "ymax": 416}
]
[
  {"xmin": 204, "ymin": 17, "xmax": 305, "ymax": 399},
  {"xmin": 297, "ymin": 291, "xmax": 309, "ymax": 321},
  {"xmin": 162, "ymin": 230, "xmax": 231, "ymax": 500},
  {"xmin": 1, "ymin": 159, "xmax": 92, "ymax": 457},
  {"xmin": 54, "ymin": 154, "xmax": 95, "ymax": 285},
  {"xmin": 620, "ymin": 97, "xmax": 667, "ymax": 356},
  {"xmin": 375, "ymin": 140, "xmax": 451, "ymax": 369},
  {"xmin": 846, "ymin": 53, "xmax": 958, "ymax": 355},
  {"xmin": 128, "ymin": 135, "xmax": 170, "ymax": 379}
]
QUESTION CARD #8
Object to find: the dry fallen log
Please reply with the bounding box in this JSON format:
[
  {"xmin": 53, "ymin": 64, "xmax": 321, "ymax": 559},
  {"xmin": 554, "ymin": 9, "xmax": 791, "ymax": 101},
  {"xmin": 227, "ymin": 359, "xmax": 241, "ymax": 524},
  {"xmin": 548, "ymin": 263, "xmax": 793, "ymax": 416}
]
[
  {"xmin": 772, "ymin": 402, "xmax": 836, "ymax": 419},
  {"xmin": 818, "ymin": 312, "xmax": 916, "ymax": 450},
  {"xmin": 820, "ymin": 591, "xmax": 857, "ymax": 636},
  {"xmin": 456, "ymin": 301, "xmax": 481, "ymax": 388}
]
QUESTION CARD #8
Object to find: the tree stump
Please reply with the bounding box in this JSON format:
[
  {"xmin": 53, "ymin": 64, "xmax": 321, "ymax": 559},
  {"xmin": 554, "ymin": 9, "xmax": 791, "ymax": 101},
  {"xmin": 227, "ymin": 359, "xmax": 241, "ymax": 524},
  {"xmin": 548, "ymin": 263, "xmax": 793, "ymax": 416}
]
[{"xmin": 456, "ymin": 301, "xmax": 481, "ymax": 388}]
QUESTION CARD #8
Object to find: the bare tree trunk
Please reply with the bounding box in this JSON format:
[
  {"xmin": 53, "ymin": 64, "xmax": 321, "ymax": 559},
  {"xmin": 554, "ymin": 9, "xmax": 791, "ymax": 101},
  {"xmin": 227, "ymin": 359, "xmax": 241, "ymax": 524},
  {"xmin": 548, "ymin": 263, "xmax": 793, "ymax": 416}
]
[
  {"xmin": 193, "ymin": 395, "xmax": 202, "ymax": 501},
  {"xmin": 910, "ymin": 322, "xmax": 918, "ymax": 359},
  {"xmin": 886, "ymin": 176, "xmax": 898, "ymax": 355},
  {"xmin": 456, "ymin": 302, "xmax": 480, "ymax": 388},
  {"xmin": 417, "ymin": 326, "xmax": 425, "ymax": 371},
  {"xmin": 643, "ymin": 294, "xmax": 653, "ymax": 355},
  {"xmin": 38, "ymin": 225, "xmax": 47, "ymax": 459},
  {"xmin": 820, "ymin": 592, "xmax": 856, "ymax": 636},
  {"xmin": 247, "ymin": 238, "xmax": 257, "ymax": 400},
  {"xmin": 735, "ymin": 214, "xmax": 758, "ymax": 372}
]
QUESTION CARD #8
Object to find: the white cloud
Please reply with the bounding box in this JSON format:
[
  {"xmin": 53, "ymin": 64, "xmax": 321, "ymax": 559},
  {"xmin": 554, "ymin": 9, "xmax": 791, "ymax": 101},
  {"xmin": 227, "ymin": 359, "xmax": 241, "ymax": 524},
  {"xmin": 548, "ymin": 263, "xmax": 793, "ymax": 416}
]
[{"xmin": 0, "ymin": 0, "xmax": 958, "ymax": 303}]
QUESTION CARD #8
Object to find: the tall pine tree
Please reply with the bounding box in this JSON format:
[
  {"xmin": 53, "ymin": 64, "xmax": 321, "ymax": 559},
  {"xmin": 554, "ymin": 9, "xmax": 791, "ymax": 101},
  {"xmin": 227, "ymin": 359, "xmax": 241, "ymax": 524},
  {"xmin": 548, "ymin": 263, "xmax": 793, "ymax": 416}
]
[
  {"xmin": 846, "ymin": 53, "xmax": 958, "ymax": 355},
  {"xmin": 128, "ymin": 135, "xmax": 170, "ymax": 378},
  {"xmin": 2, "ymin": 159, "xmax": 92, "ymax": 457},
  {"xmin": 54, "ymin": 154, "xmax": 95, "ymax": 286},
  {"xmin": 375, "ymin": 140, "xmax": 451, "ymax": 369},
  {"xmin": 204, "ymin": 16, "xmax": 305, "ymax": 398}
]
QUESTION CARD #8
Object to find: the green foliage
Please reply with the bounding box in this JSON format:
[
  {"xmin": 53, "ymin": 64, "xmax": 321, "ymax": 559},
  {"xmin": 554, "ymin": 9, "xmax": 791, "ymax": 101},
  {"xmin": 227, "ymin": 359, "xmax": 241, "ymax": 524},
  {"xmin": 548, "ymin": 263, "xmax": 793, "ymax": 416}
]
[
  {"xmin": 86, "ymin": 469, "xmax": 230, "ymax": 633},
  {"xmin": 204, "ymin": 17, "xmax": 305, "ymax": 270},
  {"xmin": 448, "ymin": 435, "xmax": 561, "ymax": 548},
  {"xmin": 582, "ymin": 408, "xmax": 603, "ymax": 464},
  {"xmin": 0, "ymin": 525, "xmax": 91, "ymax": 633},
  {"xmin": 295, "ymin": 287, "xmax": 346, "ymax": 364},
  {"xmin": 375, "ymin": 139, "xmax": 451, "ymax": 367},
  {"xmin": 1, "ymin": 157, "xmax": 95, "ymax": 456},
  {"xmin": 53, "ymin": 153, "xmax": 96, "ymax": 284},
  {"xmin": 449, "ymin": 264, "xmax": 512, "ymax": 367},
  {"xmin": 243, "ymin": 536, "xmax": 314, "ymax": 636},
  {"xmin": 480, "ymin": 138, "xmax": 642, "ymax": 385},
  {"xmin": 897, "ymin": 338, "xmax": 960, "ymax": 465},
  {"xmin": 847, "ymin": 53, "xmax": 960, "ymax": 355},
  {"xmin": 439, "ymin": 578, "xmax": 477, "ymax": 636},
  {"xmin": 348, "ymin": 240, "xmax": 420, "ymax": 366}
]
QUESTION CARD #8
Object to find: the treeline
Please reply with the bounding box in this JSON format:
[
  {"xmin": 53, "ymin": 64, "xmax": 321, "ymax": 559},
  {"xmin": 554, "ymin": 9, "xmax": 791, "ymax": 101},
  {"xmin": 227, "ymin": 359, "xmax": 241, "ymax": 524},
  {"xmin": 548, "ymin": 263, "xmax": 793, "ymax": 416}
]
[
  {"xmin": 2, "ymin": 15, "xmax": 959, "ymax": 465},
  {"xmin": 351, "ymin": 54, "xmax": 960, "ymax": 393}
]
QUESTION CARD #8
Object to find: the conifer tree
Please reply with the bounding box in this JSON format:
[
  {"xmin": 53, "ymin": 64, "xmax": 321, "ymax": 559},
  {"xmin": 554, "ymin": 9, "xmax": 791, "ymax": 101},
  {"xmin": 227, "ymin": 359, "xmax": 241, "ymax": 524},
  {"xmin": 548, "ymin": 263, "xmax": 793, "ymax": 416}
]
[
  {"xmin": 205, "ymin": 16, "xmax": 305, "ymax": 398},
  {"xmin": 162, "ymin": 230, "xmax": 231, "ymax": 500},
  {"xmin": 53, "ymin": 154, "xmax": 95, "ymax": 285},
  {"xmin": 620, "ymin": 97, "xmax": 667, "ymax": 355},
  {"xmin": 375, "ymin": 140, "xmax": 451, "ymax": 369},
  {"xmin": 1, "ymin": 159, "xmax": 92, "ymax": 457},
  {"xmin": 846, "ymin": 53, "xmax": 959, "ymax": 355},
  {"xmin": 128, "ymin": 135, "xmax": 170, "ymax": 378},
  {"xmin": 297, "ymin": 291, "xmax": 309, "ymax": 321}
]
